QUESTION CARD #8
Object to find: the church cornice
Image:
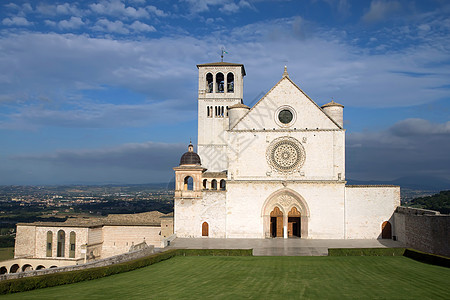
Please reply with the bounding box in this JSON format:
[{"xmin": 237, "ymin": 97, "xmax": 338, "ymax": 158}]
[
  {"xmin": 228, "ymin": 128, "xmax": 345, "ymax": 133},
  {"xmin": 227, "ymin": 180, "xmax": 347, "ymax": 184}
]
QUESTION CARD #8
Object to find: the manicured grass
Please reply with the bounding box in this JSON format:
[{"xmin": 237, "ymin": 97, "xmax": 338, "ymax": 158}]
[
  {"xmin": 3, "ymin": 256, "xmax": 449, "ymax": 299},
  {"xmin": 0, "ymin": 248, "xmax": 14, "ymax": 262}
]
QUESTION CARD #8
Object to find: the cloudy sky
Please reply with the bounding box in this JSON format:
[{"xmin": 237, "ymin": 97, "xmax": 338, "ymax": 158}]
[{"xmin": 0, "ymin": 0, "xmax": 449, "ymax": 185}]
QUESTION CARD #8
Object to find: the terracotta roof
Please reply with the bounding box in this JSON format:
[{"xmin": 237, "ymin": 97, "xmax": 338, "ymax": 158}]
[
  {"xmin": 202, "ymin": 171, "xmax": 227, "ymax": 178},
  {"xmin": 321, "ymin": 100, "xmax": 344, "ymax": 108},
  {"xmin": 18, "ymin": 211, "xmax": 171, "ymax": 228},
  {"xmin": 229, "ymin": 103, "xmax": 250, "ymax": 109},
  {"xmin": 196, "ymin": 62, "xmax": 246, "ymax": 75}
]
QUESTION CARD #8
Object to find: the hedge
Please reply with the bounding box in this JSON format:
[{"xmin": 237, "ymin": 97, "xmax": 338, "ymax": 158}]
[
  {"xmin": 0, "ymin": 249, "xmax": 252, "ymax": 295},
  {"xmin": 403, "ymin": 248, "xmax": 450, "ymax": 268},
  {"xmin": 328, "ymin": 248, "xmax": 406, "ymax": 256}
]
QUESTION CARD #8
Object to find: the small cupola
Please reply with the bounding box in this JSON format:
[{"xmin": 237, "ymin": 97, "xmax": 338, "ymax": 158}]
[
  {"xmin": 321, "ymin": 100, "xmax": 344, "ymax": 128},
  {"xmin": 180, "ymin": 143, "xmax": 201, "ymax": 166}
]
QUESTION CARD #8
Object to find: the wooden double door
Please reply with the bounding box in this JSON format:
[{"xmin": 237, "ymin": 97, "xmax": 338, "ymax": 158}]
[{"xmin": 270, "ymin": 207, "xmax": 301, "ymax": 238}]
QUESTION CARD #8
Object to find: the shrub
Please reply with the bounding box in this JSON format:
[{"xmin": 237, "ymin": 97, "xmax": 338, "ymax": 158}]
[
  {"xmin": 328, "ymin": 248, "xmax": 405, "ymax": 256},
  {"xmin": 404, "ymin": 248, "xmax": 450, "ymax": 268}
]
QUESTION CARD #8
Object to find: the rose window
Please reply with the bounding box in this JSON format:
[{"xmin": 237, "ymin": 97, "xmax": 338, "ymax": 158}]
[{"xmin": 266, "ymin": 137, "xmax": 305, "ymax": 173}]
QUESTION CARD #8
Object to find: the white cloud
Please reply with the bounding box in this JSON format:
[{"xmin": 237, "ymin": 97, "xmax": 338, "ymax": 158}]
[
  {"xmin": 56, "ymin": 3, "xmax": 83, "ymax": 16},
  {"xmin": 182, "ymin": 0, "xmax": 250, "ymax": 14},
  {"xmin": 89, "ymin": 0, "xmax": 150, "ymax": 19},
  {"xmin": 4, "ymin": 2, "xmax": 33, "ymax": 16},
  {"xmin": 92, "ymin": 18, "xmax": 129, "ymax": 34},
  {"xmin": 2, "ymin": 16, "xmax": 32, "ymax": 26},
  {"xmin": 220, "ymin": 3, "xmax": 239, "ymax": 13},
  {"xmin": 362, "ymin": 0, "xmax": 401, "ymax": 23},
  {"xmin": 146, "ymin": 5, "xmax": 168, "ymax": 17},
  {"xmin": 44, "ymin": 20, "xmax": 57, "ymax": 27},
  {"xmin": 129, "ymin": 21, "xmax": 156, "ymax": 32},
  {"xmin": 59, "ymin": 17, "xmax": 85, "ymax": 30}
]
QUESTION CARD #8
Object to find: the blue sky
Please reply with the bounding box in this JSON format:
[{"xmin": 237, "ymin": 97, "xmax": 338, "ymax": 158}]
[{"xmin": 0, "ymin": 0, "xmax": 449, "ymax": 185}]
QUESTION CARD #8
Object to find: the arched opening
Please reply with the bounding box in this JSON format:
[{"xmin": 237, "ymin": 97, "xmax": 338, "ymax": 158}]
[
  {"xmin": 220, "ymin": 179, "xmax": 226, "ymax": 190},
  {"xmin": 202, "ymin": 222, "xmax": 209, "ymax": 237},
  {"xmin": 0, "ymin": 267, "xmax": 7, "ymax": 274},
  {"xmin": 211, "ymin": 179, "xmax": 217, "ymax": 190},
  {"xmin": 216, "ymin": 73, "xmax": 224, "ymax": 93},
  {"xmin": 57, "ymin": 230, "xmax": 65, "ymax": 257},
  {"xmin": 270, "ymin": 206, "xmax": 284, "ymax": 238},
  {"xmin": 288, "ymin": 207, "xmax": 301, "ymax": 238},
  {"xmin": 382, "ymin": 221, "xmax": 392, "ymax": 239},
  {"xmin": 22, "ymin": 264, "xmax": 33, "ymax": 272},
  {"xmin": 69, "ymin": 231, "xmax": 76, "ymax": 258},
  {"xmin": 262, "ymin": 189, "xmax": 310, "ymax": 239},
  {"xmin": 10, "ymin": 264, "xmax": 19, "ymax": 273},
  {"xmin": 206, "ymin": 73, "xmax": 213, "ymax": 93},
  {"xmin": 227, "ymin": 72, "xmax": 234, "ymax": 92},
  {"xmin": 203, "ymin": 179, "xmax": 207, "ymax": 189},
  {"xmin": 184, "ymin": 176, "xmax": 194, "ymax": 191},
  {"xmin": 36, "ymin": 265, "xmax": 45, "ymax": 270},
  {"xmin": 49, "ymin": 266, "xmax": 57, "ymax": 269},
  {"xmin": 46, "ymin": 231, "xmax": 53, "ymax": 257}
]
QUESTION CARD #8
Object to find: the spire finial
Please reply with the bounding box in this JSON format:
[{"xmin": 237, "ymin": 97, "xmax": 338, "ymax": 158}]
[
  {"xmin": 283, "ymin": 65, "xmax": 289, "ymax": 78},
  {"xmin": 221, "ymin": 47, "xmax": 228, "ymax": 62}
]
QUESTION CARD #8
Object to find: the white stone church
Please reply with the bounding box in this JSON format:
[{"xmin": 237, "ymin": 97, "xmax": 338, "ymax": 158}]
[{"xmin": 174, "ymin": 61, "xmax": 400, "ymax": 240}]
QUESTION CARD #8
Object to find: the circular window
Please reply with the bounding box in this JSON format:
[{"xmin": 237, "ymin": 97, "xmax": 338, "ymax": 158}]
[
  {"xmin": 278, "ymin": 109, "xmax": 293, "ymax": 124},
  {"xmin": 275, "ymin": 106, "xmax": 296, "ymax": 127},
  {"xmin": 266, "ymin": 136, "xmax": 305, "ymax": 174}
]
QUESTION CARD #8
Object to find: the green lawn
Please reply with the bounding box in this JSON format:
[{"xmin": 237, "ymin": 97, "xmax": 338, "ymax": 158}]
[
  {"xmin": 3, "ymin": 256, "xmax": 450, "ymax": 299},
  {"xmin": 0, "ymin": 247, "xmax": 14, "ymax": 262}
]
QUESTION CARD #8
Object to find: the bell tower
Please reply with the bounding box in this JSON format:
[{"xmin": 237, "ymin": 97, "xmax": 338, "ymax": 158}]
[{"xmin": 196, "ymin": 62, "xmax": 246, "ymax": 172}]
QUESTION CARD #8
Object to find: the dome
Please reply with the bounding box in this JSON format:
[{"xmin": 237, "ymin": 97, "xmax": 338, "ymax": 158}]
[
  {"xmin": 321, "ymin": 100, "xmax": 344, "ymax": 108},
  {"xmin": 180, "ymin": 143, "xmax": 201, "ymax": 165},
  {"xmin": 229, "ymin": 103, "xmax": 250, "ymax": 109}
]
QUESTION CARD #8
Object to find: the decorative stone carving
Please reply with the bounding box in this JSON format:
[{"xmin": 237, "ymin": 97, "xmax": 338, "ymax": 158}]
[
  {"xmin": 266, "ymin": 136, "xmax": 305, "ymax": 174},
  {"xmin": 277, "ymin": 194, "xmax": 294, "ymax": 208}
]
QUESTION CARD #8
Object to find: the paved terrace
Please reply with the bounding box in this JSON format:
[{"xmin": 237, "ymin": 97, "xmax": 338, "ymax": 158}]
[{"xmin": 166, "ymin": 238, "xmax": 405, "ymax": 256}]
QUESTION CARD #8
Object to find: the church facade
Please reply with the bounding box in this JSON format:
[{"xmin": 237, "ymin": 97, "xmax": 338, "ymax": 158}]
[{"xmin": 174, "ymin": 62, "xmax": 400, "ymax": 239}]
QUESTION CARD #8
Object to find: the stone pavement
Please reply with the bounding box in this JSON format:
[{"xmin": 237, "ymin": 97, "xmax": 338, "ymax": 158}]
[{"xmin": 166, "ymin": 238, "xmax": 404, "ymax": 256}]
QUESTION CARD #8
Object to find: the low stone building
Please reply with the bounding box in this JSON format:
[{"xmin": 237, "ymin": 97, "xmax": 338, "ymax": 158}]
[{"xmin": 1, "ymin": 211, "xmax": 173, "ymax": 274}]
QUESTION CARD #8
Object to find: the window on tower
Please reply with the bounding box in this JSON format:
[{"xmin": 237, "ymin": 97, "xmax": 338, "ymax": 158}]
[
  {"xmin": 216, "ymin": 73, "xmax": 224, "ymax": 93},
  {"xmin": 227, "ymin": 72, "xmax": 234, "ymax": 92},
  {"xmin": 206, "ymin": 73, "xmax": 213, "ymax": 93}
]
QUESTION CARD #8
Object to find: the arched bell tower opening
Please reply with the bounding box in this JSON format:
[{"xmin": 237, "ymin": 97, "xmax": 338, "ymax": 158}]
[{"xmin": 262, "ymin": 188, "xmax": 309, "ymax": 239}]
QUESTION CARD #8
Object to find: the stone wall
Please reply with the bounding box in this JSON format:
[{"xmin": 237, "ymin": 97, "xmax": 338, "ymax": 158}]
[
  {"xmin": 395, "ymin": 207, "xmax": 450, "ymax": 257},
  {"xmin": 0, "ymin": 245, "xmax": 154, "ymax": 281},
  {"xmin": 345, "ymin": 186, "xmax": 400, "ymax": 239},
  {"xmin": 101, "ymin": 226, "xmax": 161, "ymax": 257},
  {"xmin": 175, "ymin": 190, "xmax": 226, "ymax": 238},
  {"xmin": 14, "ymin": 225, "xmax": 36, "ymax": 258}
]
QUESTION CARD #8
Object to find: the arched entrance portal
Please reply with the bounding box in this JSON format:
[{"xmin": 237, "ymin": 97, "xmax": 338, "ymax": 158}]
[
  {"xmin": 270, "ymin": 206, "xmax": 283, "ymax": 237},
  {"xmin": 262, "ymin": 188, "xmax": 309, "ymax": 239},
  {"xmin": 288, "ymin": 207, "xmax": 301, "ymax": 237}
]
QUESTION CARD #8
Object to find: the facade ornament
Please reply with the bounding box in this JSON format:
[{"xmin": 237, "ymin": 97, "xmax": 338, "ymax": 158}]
[{"xmin": 278, "ymin": 194, "xmax": 294, "ymax": 208}]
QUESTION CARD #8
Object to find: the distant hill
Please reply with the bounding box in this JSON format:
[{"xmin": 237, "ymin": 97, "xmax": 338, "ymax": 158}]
[
  {"xmin": 347, "ymin": 175, "xmax": 450, "ymax": 191},
  {"xmin": 408, "ymin": 190, "xmax": 450, "ymax": 214}
]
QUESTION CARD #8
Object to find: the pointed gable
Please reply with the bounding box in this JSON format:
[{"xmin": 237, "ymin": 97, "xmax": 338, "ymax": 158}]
[{"xmin": 232, "ymin": 77, "xmax": 341, "ymax": 130}]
